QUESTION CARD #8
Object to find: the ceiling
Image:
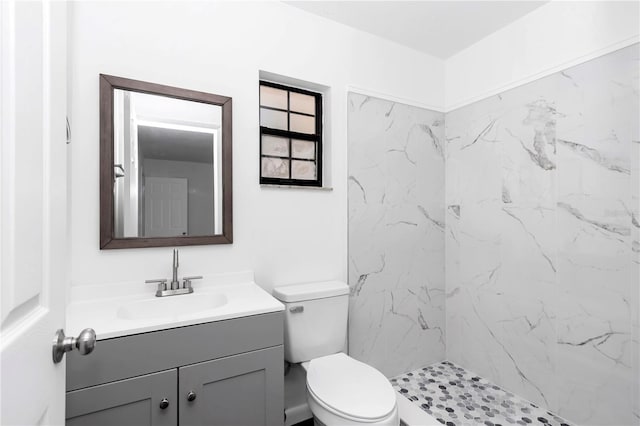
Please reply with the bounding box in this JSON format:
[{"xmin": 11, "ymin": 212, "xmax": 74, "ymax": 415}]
[
  {"xmin": 138, "ymin": 126, "xmax": 214, "ymax": 164},
  {"xmin": 285, "ymin": 1, "xmax": 549, "ymax": 58}
]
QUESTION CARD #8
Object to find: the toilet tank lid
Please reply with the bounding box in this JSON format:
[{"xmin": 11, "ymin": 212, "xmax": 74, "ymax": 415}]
[{"xmin": 272, "ymin": 281, "xmax": 349, "ymax": 302}]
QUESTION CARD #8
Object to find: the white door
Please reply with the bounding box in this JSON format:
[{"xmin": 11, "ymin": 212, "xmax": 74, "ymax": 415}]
[
  {"xmin": 1, "ymin": 1, "xmax": 69, "ymax": 425},
  {"xmin": 144, "ymin": 177, "xmax": 188, "ymax": 237}
]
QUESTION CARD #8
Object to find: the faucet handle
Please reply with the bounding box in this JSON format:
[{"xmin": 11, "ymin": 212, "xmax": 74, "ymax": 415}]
[
  {"xmin": 182, "ymin": 276, "xmax": 203, "ymax": 289},
  {"xmin": 146, "ymin": 278, "xmax": 168, "ymax": 293}
]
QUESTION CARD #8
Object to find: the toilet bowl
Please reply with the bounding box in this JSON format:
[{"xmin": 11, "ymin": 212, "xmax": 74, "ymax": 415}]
[
  {"xmin": 272, "ymin": 281, "xmax": 399, "ymax": 426},
  {"xmin": 303, "ymin": 353, "xmax": 399, "ymax": 425}
]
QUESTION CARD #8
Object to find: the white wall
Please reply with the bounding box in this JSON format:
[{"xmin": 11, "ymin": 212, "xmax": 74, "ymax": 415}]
[
  {"xmin": 68, "ymin": 1, "xmax": 444, "ymax": 291},
  {"xmin": 445, "ymin": 0, "xmax": 640, "ymax": 111}
]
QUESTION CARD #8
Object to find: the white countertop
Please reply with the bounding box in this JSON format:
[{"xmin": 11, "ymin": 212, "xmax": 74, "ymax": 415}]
[{"xmin": 66, "ymin": 271, "xmax": 284, "ymax": 340}]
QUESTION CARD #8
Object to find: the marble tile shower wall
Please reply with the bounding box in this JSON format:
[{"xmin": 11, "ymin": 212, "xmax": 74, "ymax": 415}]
[
  {"xmin": 348, "ymin": 93, "xmax": 446, "ymax": 378},
  {"xmin": 445, "ymin": 44, "xmax": 640, "ymax": 426},
  {"xmin": 347, "ymin": 45, "xmax": 638, "ymax": 425},
  {"xmin": 633, "ymin": 117, "xmax": 640, "ymax": 424}
]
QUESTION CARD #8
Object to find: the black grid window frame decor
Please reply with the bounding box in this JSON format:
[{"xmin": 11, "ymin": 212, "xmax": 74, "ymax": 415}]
[{"xmin": 259, "ymin": 80, "xmax": 323, "ymax": 187}]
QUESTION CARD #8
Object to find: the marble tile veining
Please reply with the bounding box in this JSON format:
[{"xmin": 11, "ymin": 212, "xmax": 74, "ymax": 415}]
[
  {"xmin": 348, "ymin": 44, "xmax": 639, "ymax": 424},
  {"xmin": 445, "ymin": 44, "xmax": 639, "ymax": 425},
  {"xmin": 392, "ymin": 361, "xmax": 572, "ymax": 426},
  {"xmin": 348, "ymin": 93, "xmax": 446, "ymax": 377}
]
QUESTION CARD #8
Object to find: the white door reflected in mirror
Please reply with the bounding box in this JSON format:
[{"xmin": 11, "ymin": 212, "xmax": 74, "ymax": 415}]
[{"xmin": 144, "ymin": 177, "xmax": 188, "ymax": 237}]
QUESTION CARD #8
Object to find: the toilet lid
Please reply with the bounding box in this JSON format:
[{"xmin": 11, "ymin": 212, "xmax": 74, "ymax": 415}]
[{"xmin": 306, "ymin": 353, "xmax": 396, "ymax": 421}]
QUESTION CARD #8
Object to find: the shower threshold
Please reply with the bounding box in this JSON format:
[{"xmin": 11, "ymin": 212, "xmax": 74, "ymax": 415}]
[{"xmin": 392, "ymin": 361, "xmax": 572, "ymax": 426}]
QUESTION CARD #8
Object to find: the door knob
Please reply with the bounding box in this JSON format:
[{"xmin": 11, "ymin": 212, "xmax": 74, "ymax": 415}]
[
  {"xmin": 52, "ymin": 328, "xmax": 96, "ymax": 364},
  {"xmin": 187, "ymin": 391, "xmax": 196, "ymax": 402},
  {"xmin": 159, "ymin": 398, "xmax": 170, "ymax": 409}
]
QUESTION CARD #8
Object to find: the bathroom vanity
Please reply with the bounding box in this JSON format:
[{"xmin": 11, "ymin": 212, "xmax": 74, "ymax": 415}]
[{"xmin": 64, "ymin": 273, "xmax": 284, "ymax": 426}]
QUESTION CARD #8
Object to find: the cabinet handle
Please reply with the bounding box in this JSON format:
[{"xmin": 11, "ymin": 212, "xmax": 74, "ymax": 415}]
[
  {"xmin": 159, "ymin": 398, "xmax": 169, "ymax": 410},
  {"xmin": 187, "ymin": 391, "xmax": 196, "ymax": 402}
]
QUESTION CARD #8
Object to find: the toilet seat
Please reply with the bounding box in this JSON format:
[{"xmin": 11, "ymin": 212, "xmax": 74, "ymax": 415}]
[
  {"xmin": 307, "ymin": 383, "xmax": 398, "ymax": 424},
  {"xmin": 306, "ymin": 353, "xmax": 397, "ymax": 422}
]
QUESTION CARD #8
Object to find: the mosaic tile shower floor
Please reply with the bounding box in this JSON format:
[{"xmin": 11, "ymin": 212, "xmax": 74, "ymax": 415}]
[{"xmin": 391, "ymin": 361, "xmax": 572, "ymax": 426}]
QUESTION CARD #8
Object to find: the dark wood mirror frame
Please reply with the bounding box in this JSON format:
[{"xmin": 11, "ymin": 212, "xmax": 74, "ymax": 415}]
[{"xmin": 99, "ymin": 74, "xmax": 233, "ymax": 249}]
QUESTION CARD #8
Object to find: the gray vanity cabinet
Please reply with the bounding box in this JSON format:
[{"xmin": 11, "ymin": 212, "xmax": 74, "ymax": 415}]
[
  {"xmin": 179, "ymin": 346, "xmax": 282, "ymax": 426},
  {"xmin": 66, "ymin": 369, "xmax": 177, "ymax": 426},
  {"xmin": 65, "ymin": 312, "xmax": 284, "ymax": 426}
]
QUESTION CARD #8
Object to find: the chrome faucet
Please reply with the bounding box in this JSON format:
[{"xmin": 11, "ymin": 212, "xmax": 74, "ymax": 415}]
[
  {"xmin": 171, "ymin": 249, "xmax": 180, "ymax": 290},
  {"xmin": 145, "ymin": 249, "xmax": 203, "ymax": 297}
]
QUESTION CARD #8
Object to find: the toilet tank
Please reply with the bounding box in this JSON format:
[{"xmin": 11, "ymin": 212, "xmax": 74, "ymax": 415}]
[{"xmin": 272, "ymin": 281, "xmax": 349, "ymax": 363}]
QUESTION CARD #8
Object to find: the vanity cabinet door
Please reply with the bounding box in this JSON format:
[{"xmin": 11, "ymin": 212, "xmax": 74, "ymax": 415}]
[
  {"xmin": 178, "ymin": 346, "xmax": 284, "ymax": 426},
  {"xmin": 66, "ymin": 369, "xmax": 177, "ymax": 426}
]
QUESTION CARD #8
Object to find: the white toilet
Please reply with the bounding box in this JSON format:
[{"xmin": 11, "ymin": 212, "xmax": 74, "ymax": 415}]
[{"xmin": 273, "ymin": 281, "xmax": 399, "ymax": 426}]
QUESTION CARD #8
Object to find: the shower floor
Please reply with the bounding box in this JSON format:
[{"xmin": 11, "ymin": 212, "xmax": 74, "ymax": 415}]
[{"xmin": 391, "ymin": 361, "xmax": 572, "ymax": 426}]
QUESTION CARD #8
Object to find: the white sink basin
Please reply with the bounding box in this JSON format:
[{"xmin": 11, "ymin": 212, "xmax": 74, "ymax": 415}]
[
  {"xmin": 117, "ymin": 293, "xmax": 228, "ymax": 320},
  {"xmin": 67, "ymin": 271, "xmax": 285, "ymax": 340}
]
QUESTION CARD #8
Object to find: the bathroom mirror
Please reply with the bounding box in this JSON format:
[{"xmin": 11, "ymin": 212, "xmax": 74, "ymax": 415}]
[{"xmin": 100, "ymin": 74, "xmax": 232, "ymax": 249}]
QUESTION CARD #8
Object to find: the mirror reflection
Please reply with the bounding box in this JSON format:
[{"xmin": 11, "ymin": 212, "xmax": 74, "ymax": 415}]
[{"xmin": 113, "ymin": 89, "xmax": 223, "ymax": 238}]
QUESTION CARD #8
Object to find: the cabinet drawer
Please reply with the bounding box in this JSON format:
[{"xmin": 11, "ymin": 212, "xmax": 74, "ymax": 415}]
[
  {"xmin": 66, "ymin": 369, "xmax": 177, "ymax": 426},
  {"xmin": 67, "ymin": 311, "xmax": 283, "ymax": 391}
]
